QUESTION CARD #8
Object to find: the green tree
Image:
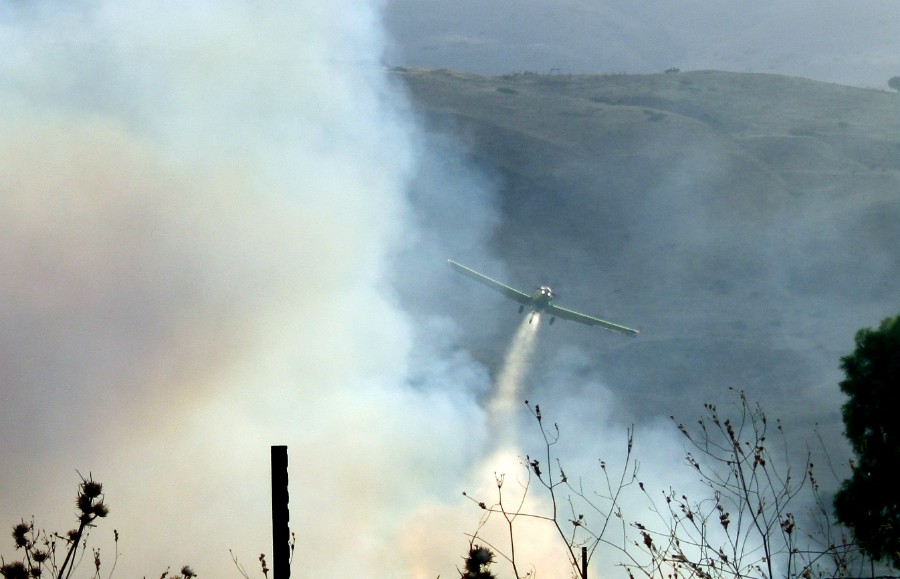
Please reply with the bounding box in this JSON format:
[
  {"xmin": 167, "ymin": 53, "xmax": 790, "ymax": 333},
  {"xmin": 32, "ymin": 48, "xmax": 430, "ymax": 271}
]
[
  {"xmin": 834, "ymin": 314, "xmax": 900, "ymax": 568},
  {"xmin": 888, "ymin": 76, "xmax": 900, "ymax": 92}
]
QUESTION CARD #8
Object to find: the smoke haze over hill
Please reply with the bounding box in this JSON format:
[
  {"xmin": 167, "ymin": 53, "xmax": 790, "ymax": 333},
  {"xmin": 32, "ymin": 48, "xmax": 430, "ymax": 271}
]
[
  {"xmin": 395, "ymin": 67, "xmax": 900, "ymax": 574},
  {"xmin": 384, "ymin": 0, "xmax": 900, "ymax": 89}
]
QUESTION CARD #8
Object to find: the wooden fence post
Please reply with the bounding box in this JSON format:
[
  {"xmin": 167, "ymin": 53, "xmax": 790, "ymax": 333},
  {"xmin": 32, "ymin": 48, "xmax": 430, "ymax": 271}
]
[{"xmin": 271, "ymin": 445, "xmax": 290, "ymax": 579}]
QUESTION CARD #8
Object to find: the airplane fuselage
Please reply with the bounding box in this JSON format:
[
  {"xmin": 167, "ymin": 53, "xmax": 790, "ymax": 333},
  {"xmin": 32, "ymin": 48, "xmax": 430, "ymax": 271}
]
[
  {"xmin": 531, "ymin": 286, "xmax": 554, "ymax": 311},
  {"xmin": 524, "ymin": 286, "xmax": 556, "ymax": 323}
]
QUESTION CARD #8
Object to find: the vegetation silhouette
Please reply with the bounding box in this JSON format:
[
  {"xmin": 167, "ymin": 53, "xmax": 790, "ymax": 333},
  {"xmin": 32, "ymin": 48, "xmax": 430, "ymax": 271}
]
[
  {"xmin": 834, "ymin": 314, "xmax": 900, "ymax": 569},
  {"xmin": 460, "ymin": 544, "xmax": 498, "ymax": 579},
  {"xmin": 462, "ymin": 391, "xmax": 887, "ymax": 578},
  {"xmin": 0, "ymin": 474, "xmax": 197, "ymax": 579}
]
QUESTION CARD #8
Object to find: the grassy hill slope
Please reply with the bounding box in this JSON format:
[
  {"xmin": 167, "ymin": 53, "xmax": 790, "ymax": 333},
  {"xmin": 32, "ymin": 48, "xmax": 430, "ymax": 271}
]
[{"xmin": 395, "ymin": 68, "xmax": 900, "ymax": 434}]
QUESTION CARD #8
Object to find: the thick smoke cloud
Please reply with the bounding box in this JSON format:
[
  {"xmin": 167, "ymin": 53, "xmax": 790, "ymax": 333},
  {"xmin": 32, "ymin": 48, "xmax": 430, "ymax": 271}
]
[{"xmin": 0, "ymin": 2, "xmax": 494, "ymax": 576}]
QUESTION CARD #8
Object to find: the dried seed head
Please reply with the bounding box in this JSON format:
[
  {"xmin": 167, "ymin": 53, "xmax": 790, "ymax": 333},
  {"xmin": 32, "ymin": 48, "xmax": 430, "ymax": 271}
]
[
  {"xmin": 81, "ymin": 480, "xmax": 103, "ymax": 499},
  {"xmin": 77, "ymin": 494, "xmax": 94, "ymax": 515},
  {"xmin": 12, "ymin": 522, "xmax": 31, "ymax": 549},
  {"xmin": 465, "ymin": 545, "xmax": 495, "ymax": 572},
  {"xmin": 0, "ymin": 561, "xmax": 28, "ymax": 579},
  {"xmin": 92, "ymin": 502, "xmax": 109, "ymax": 518},
  {"xmin": 258, "ymin": 554, "xmax": 269, "ymax": 575}
]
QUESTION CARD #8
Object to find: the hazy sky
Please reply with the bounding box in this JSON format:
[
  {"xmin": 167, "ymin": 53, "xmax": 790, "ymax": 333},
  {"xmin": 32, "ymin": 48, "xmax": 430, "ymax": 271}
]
[
  {"xmin": 384, "ymin": 0, "xmax": 900, "ymax": 88},
  {"xmin": 1, "ymin": 1, "xmax": 895, "ymax": 578}
]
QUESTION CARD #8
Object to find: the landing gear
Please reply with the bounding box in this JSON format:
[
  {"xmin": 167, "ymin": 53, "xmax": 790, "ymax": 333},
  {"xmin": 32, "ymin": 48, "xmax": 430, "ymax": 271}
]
[
  {"xmin": 549, "ymin": 317, "xmax": 556, "ymax": 325},
  {"xmin": 518, "ymin": 305, "xmax": 524, "ymax": 314}
]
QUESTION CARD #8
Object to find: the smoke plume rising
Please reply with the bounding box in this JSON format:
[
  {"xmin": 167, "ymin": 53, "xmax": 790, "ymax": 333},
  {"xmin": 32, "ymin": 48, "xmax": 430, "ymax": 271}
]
[{"xmin": 0, "ymin": 1, "xmax": 492, "ymax": 576}]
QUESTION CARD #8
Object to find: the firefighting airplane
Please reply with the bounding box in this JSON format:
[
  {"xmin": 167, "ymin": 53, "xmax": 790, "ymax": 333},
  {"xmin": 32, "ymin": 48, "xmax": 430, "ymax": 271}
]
[{"xmin": 448, "ymin": 259, "xmax": 639, "ymax": 337}]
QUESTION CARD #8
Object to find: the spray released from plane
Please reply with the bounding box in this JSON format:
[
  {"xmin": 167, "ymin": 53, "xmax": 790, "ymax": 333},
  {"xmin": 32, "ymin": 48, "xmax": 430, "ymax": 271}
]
[{"xmin": 488, "ymin": 314, "xmax": 541, "ymax": 442}]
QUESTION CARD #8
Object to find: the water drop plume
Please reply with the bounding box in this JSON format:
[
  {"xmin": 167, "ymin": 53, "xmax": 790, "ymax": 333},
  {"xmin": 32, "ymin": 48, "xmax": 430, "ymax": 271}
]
[{"xmin": 488, "ymin": 313, "xmax": 541, "ymax": 442}]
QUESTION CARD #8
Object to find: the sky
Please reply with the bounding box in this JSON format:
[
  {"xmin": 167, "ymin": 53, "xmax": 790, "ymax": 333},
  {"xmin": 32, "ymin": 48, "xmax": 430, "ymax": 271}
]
[
  {"xmin": 384, "ymin": 0, "xmax": 900, "ymax": 89},
  {"xmin": 0, "ymin": 1, "xmax": 896, "ymax": 578}
]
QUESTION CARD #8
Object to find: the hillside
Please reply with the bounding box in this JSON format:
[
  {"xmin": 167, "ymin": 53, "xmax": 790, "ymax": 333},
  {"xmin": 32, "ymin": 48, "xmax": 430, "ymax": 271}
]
[{"xmin": 394, "ymin": 68, "xmax": 900, "ymax": 433}]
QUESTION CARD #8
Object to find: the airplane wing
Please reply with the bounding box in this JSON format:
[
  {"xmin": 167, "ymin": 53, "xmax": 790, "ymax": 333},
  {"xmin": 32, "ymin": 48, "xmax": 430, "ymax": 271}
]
[
  {"xmin": 448, "ymin": 260, "xmax": 533, "ymax": 306},
  {"xmin": 546, "ymin": 304, "xmax": 640, "ymax": 336}
]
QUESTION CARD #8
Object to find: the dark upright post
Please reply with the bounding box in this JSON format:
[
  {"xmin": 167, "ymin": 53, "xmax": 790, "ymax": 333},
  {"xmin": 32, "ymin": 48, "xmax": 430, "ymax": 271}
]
[{"xmin": 271, "ymin": 445, "xmax": 290, "ymax": 579}]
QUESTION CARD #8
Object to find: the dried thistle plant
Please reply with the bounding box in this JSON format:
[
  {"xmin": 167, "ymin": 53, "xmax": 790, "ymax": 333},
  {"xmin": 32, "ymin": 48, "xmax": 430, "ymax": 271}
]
[{"xmin": 2, "ymin": 474, "xmax": 192, "ymax": 579}]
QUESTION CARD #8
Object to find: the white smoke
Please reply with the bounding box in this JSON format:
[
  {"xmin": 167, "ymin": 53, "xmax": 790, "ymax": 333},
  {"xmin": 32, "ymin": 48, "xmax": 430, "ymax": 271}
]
[{"xmin": 0, "ymin": 1, "xmax": 492, "ymax": 577}]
